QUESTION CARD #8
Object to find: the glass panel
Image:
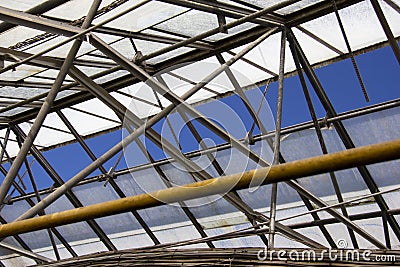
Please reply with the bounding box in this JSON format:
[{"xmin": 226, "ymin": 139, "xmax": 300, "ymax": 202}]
[
  {"xmin": 277, "ymin": 0, "xmax": 325, "ymax": 15},
  {"xmin": 0, "ymin": 26, "xmax": 44, "ymax": 48},
  {"xmin": 0, "ymin": 0, "xmax": 46, "ymax": 11},
  {"xmin": 95, "ymin": 1, "xmax": 188, "ymax": 32}
]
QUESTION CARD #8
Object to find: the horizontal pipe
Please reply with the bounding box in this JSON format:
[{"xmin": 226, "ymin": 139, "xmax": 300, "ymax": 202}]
[{"xmin": 0, "ymin": 139, "xmax": 399, "ymax": 239}]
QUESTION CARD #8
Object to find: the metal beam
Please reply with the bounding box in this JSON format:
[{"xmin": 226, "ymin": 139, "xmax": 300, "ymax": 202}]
[
  {"xmin": 0, "ymin": 241, "xmax": 52, "ymax": 263},
  {"xmin": 370, "ymin": 0, "xmax": 400, "ymax": 64},
  {"xmin": 215, "ymin": 53, "xmax": 337, "ymax": 248},
  {"xmin": 11, "ymin": 125, "xmax": 117, "ymax": 252},
  {"xmin": 12, "ymin": 29, "xmax": 277, "ymax": 222},
  {"xmin": 295, "ymin": 25, "xmax": 344, "ymax": 55},
  {"xmin": 382, "ymin": 0, "xmax": 400, "ymax": 14},
  {"xmin": 287, "ymin": 28, "xmax": 400, "ymax": 242},
  {"xmin": 0, "ymin": 5, "xmax": 80, "ymax": 36},
  {"xmin": 89, "ymin": 33, "xmax": 271, "ymax": 168},
  {"xmin": 158, "ymin": 0, "xmax": 285, "ymax": 26},
  {"xmin": 56, "ymin": 110, "xmax": 161, "ymax": 245},
  {"xmin": 6, "ymin": 98, "xmax": 400, "ymax": 202},
  {"xmin": 0, "ymin": 50, "xmax": 114, "ymax": 70},
  {"xmin": 95, "ymin": 26, "xmax": 214, "ymax": 50},
  {"xmin": 138, "ymin": 0, "xmax": 298, "ymax": 62},
  {"xmin": 0, "ymin": 215, "xmax": 41, "ymax": 265},
  {"xmin": 7, "ymin": 56, "xmax": 396, "ymax": 247},
  {"xmin": 0, "ymin": 138, "xmax": 398, "ymax": 239},
  {"xmin": 0, "ymin": 1, "xmax": 150, "ymax": 75},
  {"xmin": 18, "ymin": 31, "xmax": 324, "ymax": 248},
  {"xmin": 68, "ymin": 66, "xmax": 318, "ymax": 248},
  {"xmin": 215, "ymin": 54, "xmax": 269, "ymax": 135},
  {"xmin": 0, "ymin": 164, "xmax": 78, "ymax": 257},
  {"xmin": 2, "ymin": 26, "xmax": 394, "ymax": 130},
  {"xmin": 0, "ymin": 0, "xmax": 70, "ymax": 33},
  {"xmin": 290, "ymin": 42, "xmax": 358, "ymax": 248},
  {"xmin": 16, "ymin": 140, "xmax": 60, "ymax": 260},
  {"xmin": 155, "ymin": 75, "xmax": 266, "ymax": 247},
  {"xmin": 289, "ymin": 208, "xmax": 400, "ymax": 229},
  {"xmin": 226, "ymin": 50, "xmax": 278, "ymax": 77},
  {"xmin": 0, "ymin": 0, "xmax": 102, "ymax": 205},
  {"xmin": 331, "ymin": 0, "xmax": 369, "ymax": 102},
  {"xmin": 216, "ymin": 36, "xmax": 358, "ymax": 248},
  {"xmin": 286, "ymin": 0, "xmax": 363, "ymax": 25},
  {"xmin": 269, "ymin": 29, "xmax": 286, "ymax": 248},
  {"xmin": 0, "ymin": 80, "xmax": 80, "ymax": 90},
  {"xmin": 0, "ymin": 47, "xmax": 122, "ymax": 116}
]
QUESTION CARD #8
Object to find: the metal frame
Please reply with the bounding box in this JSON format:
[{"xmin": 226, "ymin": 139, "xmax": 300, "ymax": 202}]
[{"xmin": 0, "ymin": 0, "xmax": 398, "ymax": 265}]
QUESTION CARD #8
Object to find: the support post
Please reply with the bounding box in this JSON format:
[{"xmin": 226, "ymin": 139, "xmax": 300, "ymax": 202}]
[{"xmin": 269, "ymin": 29, "xmax": 286, "ymax": 248}]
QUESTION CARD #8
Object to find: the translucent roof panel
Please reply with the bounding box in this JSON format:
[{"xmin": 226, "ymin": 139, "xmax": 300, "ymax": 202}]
[
  {"xmin": 0, "ymin": 87, "xmax": 48, "ymax": 99},
  {"xmin": 276, "ymin": 0, "xmax": 326, "ymax": 15},
  {"xmin": 154, "ymin": 10, "xmax": 222, "ymax": 38},
  {"xmin": 0, "ymin": 26, "xmax": 44, "ymax": 48},
  {"xmin": 0, "ymin": 64, "xmax": 44, "ymax": 82},
  {"xmin": 299, "ymin": 0, "xmax": 400, "ymax": 52},
  {"xmin": 44, "ymin": 0, "xmax": 118, "ymax": 21},
  {"xmin": 0, "ymin": 0, "xmax": 46, "ymax": 11},
  {"xmin": 23, "ymin": 36, "xmax": 95, "ymax": 59},
  {"xmin": 93, "ymin": 69, "xmax": 130, "ymax": 84},
  {"xmin": 146, "ymin": 46, "xmax": 194, "ymax": 64},
  {"xmin": 93, "ymin": 1, "xmax": 188, "ymax": 32},
  {"xmin": 154, "ymin": 10, "xmax": 257, "ymax": 42},
  {"xmin": 229, "ymin": 0, "xmax": 326, "ymax": 15}
]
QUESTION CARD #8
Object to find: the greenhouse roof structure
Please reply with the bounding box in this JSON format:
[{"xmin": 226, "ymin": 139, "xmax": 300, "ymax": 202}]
[{"xmin": 0, "ymin": 0, "xmax": 399, "ymax": 266}]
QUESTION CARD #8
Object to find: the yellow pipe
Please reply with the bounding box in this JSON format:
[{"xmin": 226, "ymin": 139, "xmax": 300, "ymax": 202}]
[{"xmin": 0, "ymin": 138, "xmax": 399, "ymax": 239}]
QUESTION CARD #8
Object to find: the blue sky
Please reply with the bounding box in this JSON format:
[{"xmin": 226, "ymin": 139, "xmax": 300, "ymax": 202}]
[{"xmin": 2, "ymin": 45, "xmax": 399, "ymax": 193}]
